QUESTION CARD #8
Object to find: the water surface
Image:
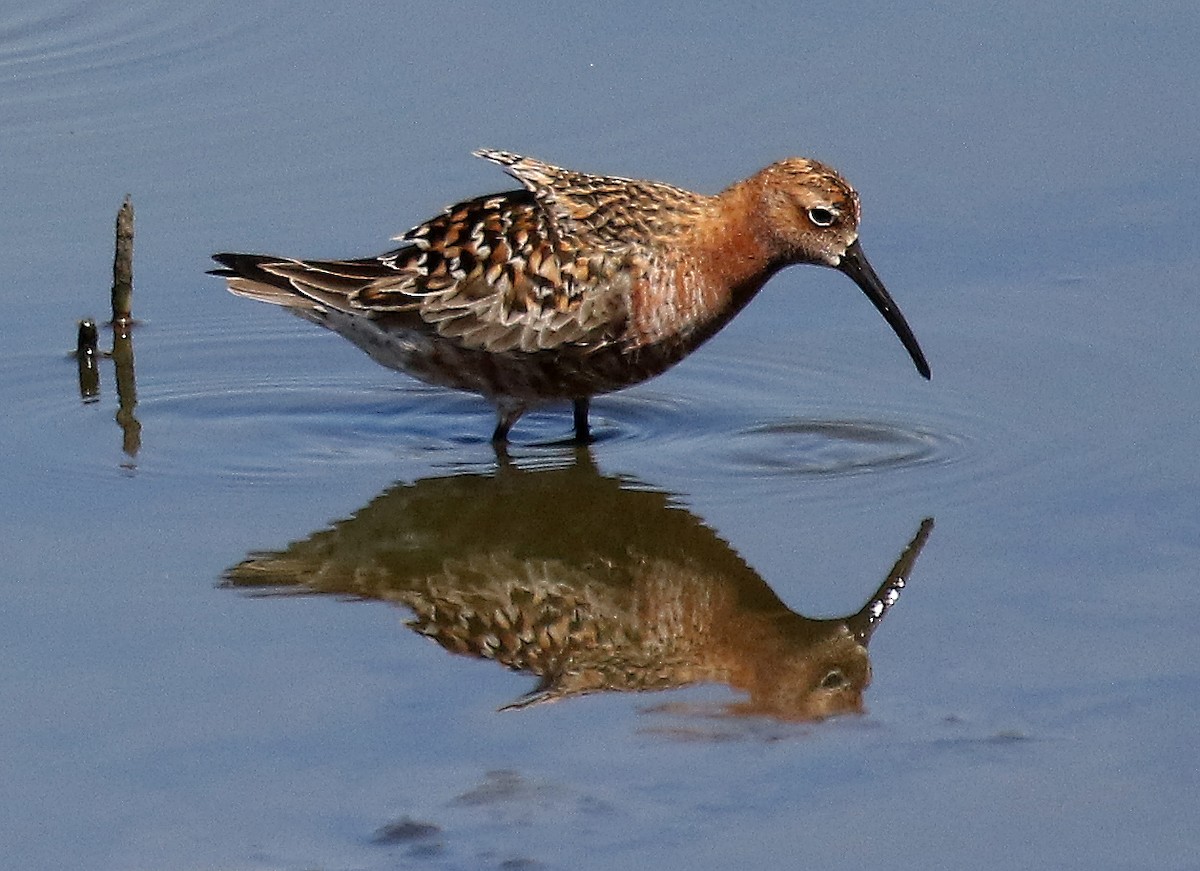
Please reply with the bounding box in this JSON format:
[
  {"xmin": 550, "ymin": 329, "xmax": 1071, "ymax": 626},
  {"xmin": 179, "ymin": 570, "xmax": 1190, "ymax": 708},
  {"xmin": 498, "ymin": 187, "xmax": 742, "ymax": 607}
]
[{"xmin": 2, "ymin": 2, "xmax": 1198, "ymax": 869}]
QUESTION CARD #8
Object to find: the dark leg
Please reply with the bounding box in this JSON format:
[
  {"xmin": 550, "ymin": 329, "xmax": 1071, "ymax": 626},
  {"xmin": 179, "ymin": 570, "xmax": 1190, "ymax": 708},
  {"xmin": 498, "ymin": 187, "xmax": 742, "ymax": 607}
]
[
  {"xmin": 492, "ymin": 403, "xmax": 524, "ymax": 444},
  {"xmin": 572, "ymin": 397, "xmax": 591, "ymax": 443},
  {"xmin": 491, "ymin": 418, "xmax": 511, "ymax": 443}
]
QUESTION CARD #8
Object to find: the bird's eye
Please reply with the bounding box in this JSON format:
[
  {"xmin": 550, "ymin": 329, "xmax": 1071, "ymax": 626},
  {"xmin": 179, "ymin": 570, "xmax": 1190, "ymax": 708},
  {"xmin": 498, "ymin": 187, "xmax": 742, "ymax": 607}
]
[
  {"xmin": 819, "ymin": 670, "xmax": 847, "ymax": 690},
  {"xmin": 807, "ymin": 207, "xmax": 837, "ymax": 228}
]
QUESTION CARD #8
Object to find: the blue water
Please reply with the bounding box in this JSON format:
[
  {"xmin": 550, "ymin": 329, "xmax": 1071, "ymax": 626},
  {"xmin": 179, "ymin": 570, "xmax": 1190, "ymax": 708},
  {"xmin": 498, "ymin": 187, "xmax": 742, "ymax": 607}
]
[{"xmin": 2, "ymin": 2, "xmax": 1198, "ymax": 869}]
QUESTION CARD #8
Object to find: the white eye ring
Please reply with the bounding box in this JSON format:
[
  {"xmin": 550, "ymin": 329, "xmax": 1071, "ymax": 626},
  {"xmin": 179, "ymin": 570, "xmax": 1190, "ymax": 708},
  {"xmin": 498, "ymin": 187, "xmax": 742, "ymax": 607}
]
[{"xmin": 807, "ymin": 206, "xmax": 838, "ymax": 228}]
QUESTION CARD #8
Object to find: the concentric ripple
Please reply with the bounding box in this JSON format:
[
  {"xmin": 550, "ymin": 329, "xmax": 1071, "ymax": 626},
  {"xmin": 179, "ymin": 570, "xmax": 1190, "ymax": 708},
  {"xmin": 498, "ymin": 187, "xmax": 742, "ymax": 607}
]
[
  {"xmin": 14, "ymin": 304, "xmax": 1037, "ymax": 513},
  {"xmin": 569, "ymin": 345, "xmax": 1027, "ymax": 508},
  {"xmin": 727, "ymin": 418, "xmax": 955, "ymax": 478}
]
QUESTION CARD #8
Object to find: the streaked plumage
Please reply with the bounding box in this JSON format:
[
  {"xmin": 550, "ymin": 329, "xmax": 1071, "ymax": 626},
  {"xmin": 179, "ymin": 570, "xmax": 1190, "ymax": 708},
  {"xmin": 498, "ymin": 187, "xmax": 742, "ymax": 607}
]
[{"xmin": 212, "ymin": 149, "xmax": 930, "ymax": 442}]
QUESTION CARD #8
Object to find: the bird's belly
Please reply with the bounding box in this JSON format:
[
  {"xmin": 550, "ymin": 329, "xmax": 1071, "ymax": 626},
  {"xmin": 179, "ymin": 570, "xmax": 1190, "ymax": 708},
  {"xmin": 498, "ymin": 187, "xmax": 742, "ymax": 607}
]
[{"xmin": 323, "ymin": 310, "xmax": 692, "ymax": 404}]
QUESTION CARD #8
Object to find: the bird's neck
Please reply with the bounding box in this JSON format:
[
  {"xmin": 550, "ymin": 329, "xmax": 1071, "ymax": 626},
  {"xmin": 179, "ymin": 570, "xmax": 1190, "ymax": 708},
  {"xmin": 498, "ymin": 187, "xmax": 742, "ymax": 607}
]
[
  {"xmin": 622, "ymin": 177, "xmax": 783, "ymax": 355},
  {"xmin": 683, "ymin": 178, "xmax": 784, "ymax": 329}
]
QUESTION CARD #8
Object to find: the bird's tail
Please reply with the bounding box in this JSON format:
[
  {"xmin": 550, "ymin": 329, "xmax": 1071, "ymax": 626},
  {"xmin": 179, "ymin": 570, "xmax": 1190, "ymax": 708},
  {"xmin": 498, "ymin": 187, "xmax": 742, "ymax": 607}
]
[{"xmin": 209, "ymin": 252, "xmax": 395, "ymax": 314}]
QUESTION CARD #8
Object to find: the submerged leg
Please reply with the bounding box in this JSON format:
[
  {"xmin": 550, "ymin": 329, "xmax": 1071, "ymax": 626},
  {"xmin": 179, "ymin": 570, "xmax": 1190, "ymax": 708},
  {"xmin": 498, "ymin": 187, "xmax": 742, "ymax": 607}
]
[
  {"xmin": 572, "ymin": 397, "xmax": 591, "ymax": 443},
  {"xmin": 492, "ymin": 401, "xmax": 525, "ymax": 444}
]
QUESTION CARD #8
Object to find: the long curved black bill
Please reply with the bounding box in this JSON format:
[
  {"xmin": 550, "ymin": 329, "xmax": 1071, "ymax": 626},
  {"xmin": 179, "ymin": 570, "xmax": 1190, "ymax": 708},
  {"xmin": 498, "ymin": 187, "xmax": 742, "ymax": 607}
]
[{"xmin": 838, "ymin": 240, "xmax": 931, "ymax": 379}]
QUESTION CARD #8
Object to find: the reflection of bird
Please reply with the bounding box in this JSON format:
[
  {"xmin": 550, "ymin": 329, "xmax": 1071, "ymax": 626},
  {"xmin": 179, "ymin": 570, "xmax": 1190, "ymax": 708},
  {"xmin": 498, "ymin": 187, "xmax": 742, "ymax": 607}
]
[
  {"xmin": 224, "ymin": 452, "xmax": 933, "ymax": 721},
  {"xmin": 212, "ymin": 150, "xmax": 930, "ymax": 442}
]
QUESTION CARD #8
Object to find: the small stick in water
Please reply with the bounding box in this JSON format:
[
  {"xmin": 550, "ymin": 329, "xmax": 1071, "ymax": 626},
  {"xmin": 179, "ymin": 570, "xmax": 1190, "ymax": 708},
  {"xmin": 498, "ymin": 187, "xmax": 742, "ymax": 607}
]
[
  {"xmin": 76, "ymin": 318, "xmax": 100, "ymax": 400},
  {"xmin": 111, "ymin": 195, "xmax": 134, "ymax": 323},
  {"xmin": 76, "ymin": 318, "xmax": 99, "ymax": 358}
]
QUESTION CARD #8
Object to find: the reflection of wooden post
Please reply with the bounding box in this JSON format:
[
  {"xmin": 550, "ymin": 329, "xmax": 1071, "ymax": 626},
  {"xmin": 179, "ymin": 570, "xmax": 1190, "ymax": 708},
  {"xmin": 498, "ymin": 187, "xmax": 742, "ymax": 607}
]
[
  {"xmin": 112, "ymin": 320, "xmax": 141, "ymax": 458},
  {"xmin": 111, "ymin": 195, "xmax": 134, "ymax": 323},
  {"xmin": 76, "ymin": 318, "xmax": 100, "ymax": 400}
]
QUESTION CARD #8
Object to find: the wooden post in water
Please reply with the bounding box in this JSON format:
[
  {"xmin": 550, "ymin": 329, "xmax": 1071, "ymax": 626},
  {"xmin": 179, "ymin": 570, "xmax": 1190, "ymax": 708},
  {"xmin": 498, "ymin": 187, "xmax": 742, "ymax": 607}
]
[{"xmin": 111, "ymin": 195, "xmax": 134, "ymax": 323}]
